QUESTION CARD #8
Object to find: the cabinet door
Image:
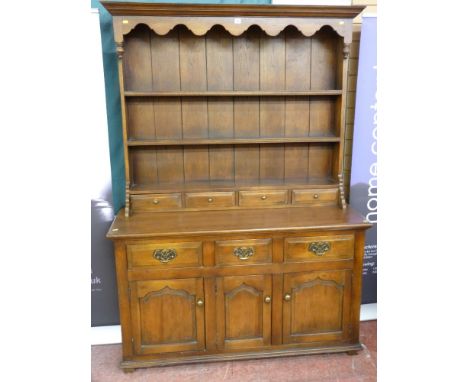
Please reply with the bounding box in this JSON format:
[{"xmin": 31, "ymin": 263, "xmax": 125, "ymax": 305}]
[
  {"xmin": 216, "ymin": 275, "xmax": 272, "ymax": 350},
  {"xmin": 130, "ymin": 278, "xmax": 205, "ymax": 355},
  {"xmin": 283, "ymin": 270, "xmax": 352, "ymax": 344}
]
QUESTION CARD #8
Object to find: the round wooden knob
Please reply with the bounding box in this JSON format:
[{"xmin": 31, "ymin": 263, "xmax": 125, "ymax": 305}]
[
  {"xmin": 284, "ymin": 294, "xmax": 291, "ymax": 301},
  {"xmin": 313, "ymin": 194, "xmax": 319, "ymax": 199},
  {"xmin": 196, "ymin": 299, "xmax": 204, "ymax": 307},
  {"xmin": 264, "ymin": 296, "xmax": 271, "ymax": 304},
  {"xmin": 153, "ymin": 199, "xmax": 159, "ymax": 204},
  {"xmin": 207, "ymin": 198, "xmax": 214, "ymax": 203},
  {"xmin": 261, "ymin": 195, "xmax": 267, "ymax": 200}
]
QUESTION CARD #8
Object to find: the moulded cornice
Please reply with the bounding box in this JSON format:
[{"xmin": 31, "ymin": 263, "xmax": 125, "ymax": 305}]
[{"xmin": 101, "ymin": 2, "xmax": 365, "ymax": 19}]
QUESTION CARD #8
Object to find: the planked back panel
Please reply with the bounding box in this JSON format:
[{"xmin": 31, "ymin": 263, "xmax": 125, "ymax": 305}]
[{"xmin": 123, "ymin": 24, "xmax": 341, "ymax": 188}]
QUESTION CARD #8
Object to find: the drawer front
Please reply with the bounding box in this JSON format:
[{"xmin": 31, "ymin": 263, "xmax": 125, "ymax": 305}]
[
  {"xmin": 215, "ymin": 238, "xmax": 272, "ymax": 265},
  {"xmin": 285, "ymin": 234, "xmax": 354, "ymax": 262},
  {"xmin": 127, "ymin": 241, "xmax": 202, "ymax": 269},
  {"xmin": 185, "ymin": 192, "xmax": 235, "ymax": 209},
  {"xmin": 238, "ymin": 190, "xmax": 288, "ymax": 207},
  {"xmin": 131, "ymin": 193, "xmax": 182, "ymax": 212},
  {"xmin": 291, "ymin": 189, "xmax": 338, "ymax": 205}
]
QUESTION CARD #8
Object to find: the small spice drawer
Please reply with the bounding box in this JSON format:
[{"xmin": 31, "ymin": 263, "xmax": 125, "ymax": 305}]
[
  {"xmin": 131, "ymin": 193, "xmax": 182, "ymax": 212},
  {"xmin": 127, "ymin": 241, "xmax": 203, "ymax": 269},
  {"xmin": 291, "ymin": 189, "xmax": 338, "ymax": 205},
  {"xmin": 238, "ymin": 190, "xmax": 288, "ymax": 207},
  {"xmin": 214, "ymin": 238, "xmax": 272, "ymax": 265},
  {"xmin": 185, "ymin": 191, "xmax": 235, "ymax": 209},
  {"xmin": 284, "ymin": 234, "xmax": 354, "ymax": 263}
]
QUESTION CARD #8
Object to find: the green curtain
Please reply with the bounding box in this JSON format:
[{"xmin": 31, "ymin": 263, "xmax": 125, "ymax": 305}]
[{"xmin": 92, "ymin": 0, "xmax": 271, "ymax": 214}]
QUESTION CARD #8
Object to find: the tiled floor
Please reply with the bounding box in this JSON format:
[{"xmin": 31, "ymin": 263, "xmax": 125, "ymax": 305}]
[{"xmin": 92, "ymin": 320, "xmax": 376, "ymax": 382}]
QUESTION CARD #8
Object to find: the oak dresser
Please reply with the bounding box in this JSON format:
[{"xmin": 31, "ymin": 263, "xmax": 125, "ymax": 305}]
[{"xmin": 102, "ymin": 1, "xmax": 370, "ymax": 372}]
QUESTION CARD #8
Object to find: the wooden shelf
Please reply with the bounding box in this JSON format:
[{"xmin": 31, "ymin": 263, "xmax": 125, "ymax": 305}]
[
  {"xmin": 130, "ymin": 177, "xmax": 338, "ymax": 194},
  {"xmin": 127, "ymin": 137, "xmax": 340, "ymax": 147},
  {"xmin": 124, "ymin": 90, "xmax": 343, "ymax": 97}
]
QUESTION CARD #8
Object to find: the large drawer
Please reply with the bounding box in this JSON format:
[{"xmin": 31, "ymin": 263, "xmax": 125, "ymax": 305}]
[
  {"xmin": 214, "ymin": 238, "xmax": 272, "ymax": 265},
  {"xmin": 284, "ymin": 234, "xmax": 354, "ymax": 263},
  {"xmin": 238, "ymin": 190, "xmax": 288, "ymax": 207},
  {"xmin": 127, "ymin": 241, "xmax": 203, "ymax": 269},
  {"xmin": 130, "ymin": 193, "xmax": 182, "ymax": 212}
]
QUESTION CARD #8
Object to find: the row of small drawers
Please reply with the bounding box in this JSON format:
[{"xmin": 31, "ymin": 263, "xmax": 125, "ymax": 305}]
[
  {"xmin": 127, "ymin": 234, "xmax": 354, "ymax": 269},
  {"xmin": 131, "ymin": 188, "xmax": 338, "ymax": 212}
]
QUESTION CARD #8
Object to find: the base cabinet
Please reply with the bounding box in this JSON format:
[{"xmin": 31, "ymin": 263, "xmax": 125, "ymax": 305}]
[{"xmin": 115, "ymin": 229, "xmax": 367, "ymax": 370}]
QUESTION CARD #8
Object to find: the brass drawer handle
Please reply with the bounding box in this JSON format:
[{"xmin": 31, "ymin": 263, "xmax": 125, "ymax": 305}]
[
  {"xmin": 153, "ymin": 199, "xmax": 160, "ymax": 204},
  {"xmin": 207, "ymin": 197, "xmax": 214, "ymax": 203},
  {"xmin": 196, "ymin": 298, "xmax": 204, "ymax": 307},
  {"xmin": 308, "ymin": 241, "xmax": 331, "ymax": 256},
  {"xmin": 153, "ymin": 248, "xmax": 177, "ymax": 263},
  {"xmin": 233, "ymin": 246, "xmax": 254, "ymax": 260},
  {"xmin": 261, "ymin": 195, "xmax": 267, "ymax": 200},
  {"xmin": 264, "ymin": 296, "xmax": 271, "ymax": 304},
  {"xmin": 313, "ymin": 194, "xmax": 319, "ymax": 199},
  {"xmin": 284, "ymin": 294, "xmax": 291, "ymax": 301}
]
